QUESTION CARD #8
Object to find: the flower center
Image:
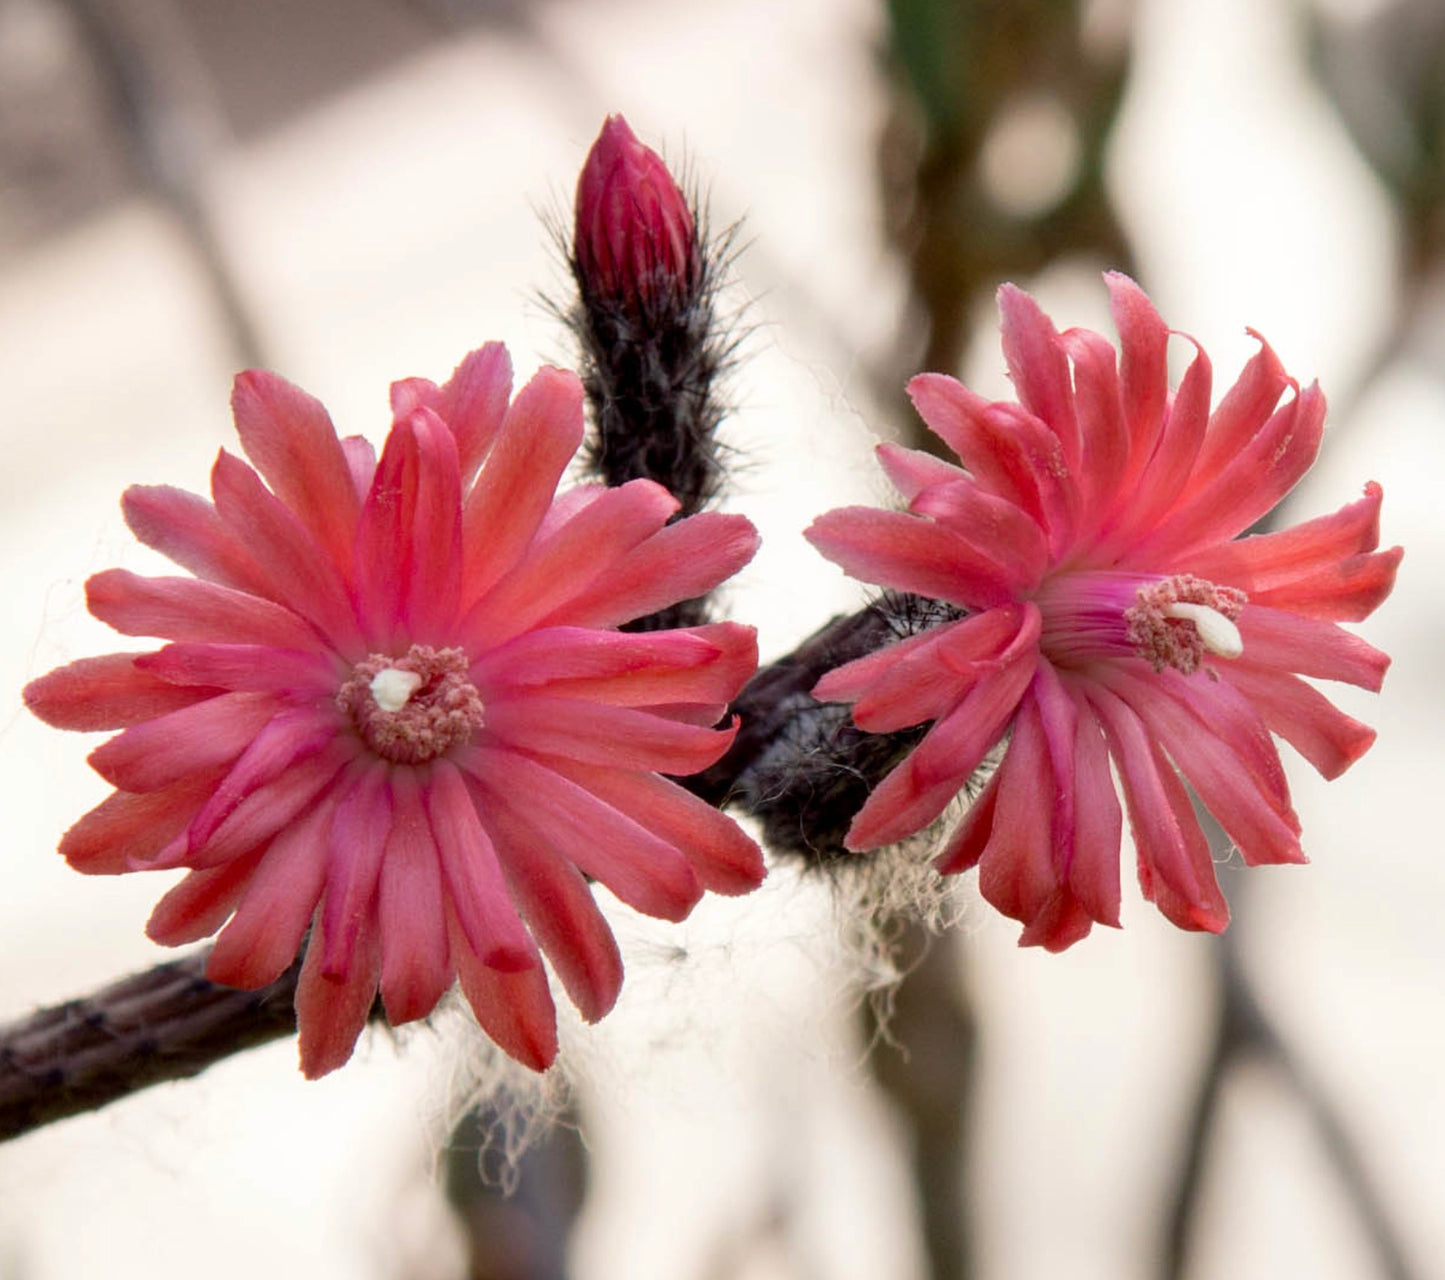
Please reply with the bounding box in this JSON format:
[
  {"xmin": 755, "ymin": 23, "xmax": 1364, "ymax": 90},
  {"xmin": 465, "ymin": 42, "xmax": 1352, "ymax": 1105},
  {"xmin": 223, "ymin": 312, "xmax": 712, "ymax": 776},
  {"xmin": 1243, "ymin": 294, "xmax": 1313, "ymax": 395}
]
[
  {"xmin": 337, "ymin": 645, "xmax": 484, "ymax": 764},
  {"xmin": 1124, "ymin": 575, "xmax": 1246, "ymax": 674},
  {"xmin": 1036, "ymin": 571, "xmax": 1246, "ymax": 675}
]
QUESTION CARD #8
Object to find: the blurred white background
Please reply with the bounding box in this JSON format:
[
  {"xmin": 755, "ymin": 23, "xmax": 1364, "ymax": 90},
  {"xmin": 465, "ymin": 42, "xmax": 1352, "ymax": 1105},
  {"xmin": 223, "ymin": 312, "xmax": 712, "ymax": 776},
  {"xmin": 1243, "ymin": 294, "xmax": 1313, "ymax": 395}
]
[{"xmin": 0, "ymin": 0, "xmax": 1440, "ymax": 1276}]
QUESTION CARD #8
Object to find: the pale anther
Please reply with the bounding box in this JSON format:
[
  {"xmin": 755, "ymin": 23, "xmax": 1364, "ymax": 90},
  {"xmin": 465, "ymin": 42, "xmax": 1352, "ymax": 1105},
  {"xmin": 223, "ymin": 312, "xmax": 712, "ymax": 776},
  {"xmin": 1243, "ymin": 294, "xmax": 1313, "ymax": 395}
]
[
  {"xmin": 1164, "ymin": 602, "xmax": 1243, "ymax": 659},
  {"xmin": 370, "ymin": 667, "xmax": 424, "ymax": 712}
]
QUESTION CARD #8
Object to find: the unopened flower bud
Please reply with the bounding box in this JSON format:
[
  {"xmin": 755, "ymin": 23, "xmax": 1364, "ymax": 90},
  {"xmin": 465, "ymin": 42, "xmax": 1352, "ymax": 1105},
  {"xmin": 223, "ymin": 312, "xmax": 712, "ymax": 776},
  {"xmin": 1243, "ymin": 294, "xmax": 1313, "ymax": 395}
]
[{"xmin": 574, "ymin": 114, "xmax": 699, "ymax": 312}]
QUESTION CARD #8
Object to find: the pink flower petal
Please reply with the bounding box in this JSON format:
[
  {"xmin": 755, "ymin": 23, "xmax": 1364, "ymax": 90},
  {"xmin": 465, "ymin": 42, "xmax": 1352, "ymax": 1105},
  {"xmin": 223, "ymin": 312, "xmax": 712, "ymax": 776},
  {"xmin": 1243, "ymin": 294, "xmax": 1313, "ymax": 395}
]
[
  {"xmin": 447, "ymin": 903, "xmax": 557, "ymax": 1072},
  {"xmin": 59, "ymin": 771, "xmax": 222, "ymax": 874},
  {"xmin": 136, "ymin": 642, "xmax": 341, "ymax": 696},
  {"xmin": 848, "ymin": 605, "xmax": 1026, "ymax": 733},
  {"xmin": 231, "ymin": 369, "xmax": 362, "ymax": 578},
  {"xmin": 181, "ymin": 743, "xmax": 353, "ymax": 869},
  {"xmin": 546, "ymin": 757, "xmax": 766, "ymax": 895},
  {"xmin": 88, "ymin": 692, "xmax": 280, "ymax": 792},
  {"xmin": 1063, "ymin": 681, "xmax": 1122, "ymax": 927},
  {"xmin": 460, "ymin": 366, "xmax": 585, "ymax": 608},
  {"xmin": 933, "ymin": 770, "xmax": 1000, "ymax": 876},
  {"xmin": 805, "ymin": 506, "xmax": 1020, "ymax": 609},
  {"xmin": 1219, "ymin": 661, "xmax": 1376, "ymax": 781},
  {"xmin": 211, "ymin": 451, "xmax": 362, "ymax": 656},
  {"xmin": 999, "ymin": 282, "xmax": 1081, "ymax": 467},
  {"xmin": 462, "ymin": 479, "xmax": 680, "ymax": 650},
  {"xmin": 295, "ymin": 911, "xmax": 382, "ymax": 1079},
  {"xmin": 374, "ymin": 767, "xmax": 453, "ymax": 1024},
  {"xmin": 1106, "ymin": 272, "xmax": 1170, "ymax": 496},
  {"xmin": 1088, "ymin": 687, "xmax": 1227, "ymax": 931},
  {"xmin": 1106, "ymin": 668, "xmax": 1304, "ymax": 868},
  {"xmin": 424, "ymin": 760, "xmax": 535, "ymax": 971},
  {"xmin": 976, "ymin": 693, "xmax": 1066, "ymax": 928},
  {"xmin": 1186, "ymin": 332, "xmax": 1290, "ymax": 495},
  {"xmin": 482, "ymin": 697, "xmax": 737, "ymax": 775},
  {"xmin": 24, "ymin": 653, "xmax": 218, "ymax": 730},
  {"xmin": 121, "ymin": 485, "xmax": 270, "ymax": 594},
  {"xmin": 341, "ymin": 436, "xmax": 376, "ymax": 497},
  {"xmin": 543, "ymin": 512, "xmax": 760, "ymax": 631},
  {"xmin": 146, "ymin": 847, "xmax": 266, "ymax": 946},
  {"xmin": 186, "ymin": 707, "xmax": 338, "ymax": 849},
  {"xmin": 320, "ymin": 762, "xmax": 393, "ymax": 979},
  {"xmin": 846, "ymin": 606, "xmax": 1041, "ymax": 849},
  {"xmin": 87, "ymin": 569, "xmax": 324, "ymax": 651},
  {"xmin": 875, "ymin": 442, "xmax": 968, "ymax": 502},
  {"xmin": 909, "ymin": 478, "xmax": 1049, "ymax": 593},
  {"xmin": 476, "ymin": 789, "xmax": 624, "ymax": 1023},
  {"xmin": 466, "ymin": 747, "xmax": 703, "ymax": 922},
  {"xmin": 1236, "ymin": 603, "xmax": 1391, "ymax": 691},
  {"xmin": 1059, "ymin": 326, "xmax": 1129, "ymax": 543},
  {"xmin": 1131, "ymin": 383, "xmax": 1327, "ymax": 565},
  {"xmin": 440, "ymin": 343, "xmax": 513, "ymax": 484},
  {"xmin": 207, "ymin": 793, "xmax": 336, "ymax": 990},
  {"xmin": 474, "ymin": 623, "xmax": 754, "ymax": 712}
]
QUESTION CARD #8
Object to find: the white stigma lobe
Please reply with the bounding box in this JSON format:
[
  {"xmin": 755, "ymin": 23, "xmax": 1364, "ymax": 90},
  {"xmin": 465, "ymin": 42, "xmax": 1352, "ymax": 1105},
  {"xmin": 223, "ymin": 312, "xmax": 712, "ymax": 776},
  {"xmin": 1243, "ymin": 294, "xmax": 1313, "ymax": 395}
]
[
  {"xmin": 1164, "ymin": 602, "xmax": 1243, "ymax": 659},
  {"xmin": 370, "ymin": 667, "xmax": 424, "ymax": 712}
]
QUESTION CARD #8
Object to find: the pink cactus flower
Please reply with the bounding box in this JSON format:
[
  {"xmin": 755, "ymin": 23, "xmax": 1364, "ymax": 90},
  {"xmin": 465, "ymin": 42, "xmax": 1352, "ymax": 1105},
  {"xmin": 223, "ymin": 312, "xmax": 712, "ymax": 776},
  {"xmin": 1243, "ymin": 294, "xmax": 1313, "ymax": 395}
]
[
  {"xmin": 25, "ymin": 346, "xmax": 764, "ymax": 1076},
  {"xmin": 574, "ymin": 114, "xmax": 699, "ymax": 310},
  {"xmin": 805, "ymin": 275, "xmax": 1400, "ymax": 950}
]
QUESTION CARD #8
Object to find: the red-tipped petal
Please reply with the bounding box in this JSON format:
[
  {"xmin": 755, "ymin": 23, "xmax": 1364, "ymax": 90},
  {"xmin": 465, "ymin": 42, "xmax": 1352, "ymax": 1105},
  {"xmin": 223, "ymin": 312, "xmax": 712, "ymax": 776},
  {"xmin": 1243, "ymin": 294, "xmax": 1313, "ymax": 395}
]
[
  {"xmin": 448, "ymin": 903, "xmax": 557, "ymax": 1072},
  {"xmin": 295, "ymin": 913, "xmax": 382, "ymax": 1079}
]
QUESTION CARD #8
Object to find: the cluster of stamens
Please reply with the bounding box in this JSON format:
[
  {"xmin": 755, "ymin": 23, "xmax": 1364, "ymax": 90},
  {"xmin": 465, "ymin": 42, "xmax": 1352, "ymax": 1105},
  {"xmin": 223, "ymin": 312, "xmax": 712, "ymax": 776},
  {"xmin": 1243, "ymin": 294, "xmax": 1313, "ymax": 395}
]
[
  {"xmin": 336, "ymin": 645, "xmax": 485, "ymax": 764},
  {"xmin": 1124, "ymin": 574, "xmax": 1247, "ymax": 675}
]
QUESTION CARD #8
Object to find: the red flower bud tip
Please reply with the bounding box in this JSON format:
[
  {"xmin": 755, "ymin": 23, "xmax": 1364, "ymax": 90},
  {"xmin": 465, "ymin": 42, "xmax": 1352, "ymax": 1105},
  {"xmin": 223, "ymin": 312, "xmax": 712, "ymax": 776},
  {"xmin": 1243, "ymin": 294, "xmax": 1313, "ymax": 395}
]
[{"xmin": 574, "ymin": 114, "xmax": 698, "ymax": 309}]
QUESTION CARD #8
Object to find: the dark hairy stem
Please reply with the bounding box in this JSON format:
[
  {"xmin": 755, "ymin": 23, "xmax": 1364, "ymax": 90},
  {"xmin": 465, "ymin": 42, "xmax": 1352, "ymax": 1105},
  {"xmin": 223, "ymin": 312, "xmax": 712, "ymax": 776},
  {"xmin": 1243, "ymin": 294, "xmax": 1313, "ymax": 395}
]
[{"xmin": 0, "ymin": 950, "xmax": 301, "ymax": 1141}]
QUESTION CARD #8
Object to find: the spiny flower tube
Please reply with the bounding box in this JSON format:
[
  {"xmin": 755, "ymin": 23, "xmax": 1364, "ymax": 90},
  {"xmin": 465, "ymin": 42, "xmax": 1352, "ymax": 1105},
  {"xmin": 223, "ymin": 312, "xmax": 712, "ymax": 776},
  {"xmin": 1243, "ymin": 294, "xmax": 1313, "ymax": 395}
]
[
  {"xmin": 24, "ymin": 346, "xmax": 765, "ymax": 1076},
  {"xmin": 805, "ymin": 275, "xmax": 1401, "ymax": 950}
]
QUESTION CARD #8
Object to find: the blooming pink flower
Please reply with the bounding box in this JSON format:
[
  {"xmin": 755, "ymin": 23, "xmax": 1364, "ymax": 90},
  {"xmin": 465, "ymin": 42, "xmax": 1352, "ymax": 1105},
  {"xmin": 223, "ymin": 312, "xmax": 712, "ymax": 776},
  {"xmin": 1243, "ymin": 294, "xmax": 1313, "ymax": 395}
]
[
  {"xmin": 574, "ymin": 114, "xmax": 698, "ymax": 310},
  {"xmin": 25, "ymin": 346, "xmax": 764, "ymax": 1075},
  {"xmin": 805, "ymin": 275, "xmax": 1400, "ymax": 950}
]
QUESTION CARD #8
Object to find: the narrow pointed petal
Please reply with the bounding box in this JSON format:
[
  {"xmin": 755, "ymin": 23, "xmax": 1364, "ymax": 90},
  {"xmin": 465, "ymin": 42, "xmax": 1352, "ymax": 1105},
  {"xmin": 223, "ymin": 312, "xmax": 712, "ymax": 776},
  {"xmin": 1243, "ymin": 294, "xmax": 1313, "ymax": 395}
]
[
  {"xmin": 846, "ymin": 607, "xmax": 1040, "ymax": 849},
  {"xmin": 933, "ymin": 770, "xmax": 1000, "ymax": 876},
  {"xmin": 441, "ymin": 343, "xmax": 513, "ymax": 483},
  {"xmin": 319, "ymin": 764, "xmax": 393, "ymax": 978},
  {"xmin": 207, "ymin": 795, "xmax": 335, "ymax": 989},
  {"xmin": 463, "ymin": 480, "xmax": 680, "ymax": 650},
  {"xmin": 424, "ymin": 761, "xmax": 535, "ymax": 971},
  {"xmin": 211, "ymin": 451, "xmax": 362, "ymax": 655},
  {"xmin": 375, "ymin": 767, "xmax": 453, "ymax": 1024},
  {"xmin": 146, "ymin": 848, "xmax": 266, "ymax": 946},
  {"xmin": 813, "ymin": 619, "xmax": 962, "ymax": 706},
  {"xmin": 88, "ymin": 692, "xmax": 279, "ymax": 792},
  {"xmin": 1236, "ymin": 604, "xmax": 1391, "ymax": 691},
  {"xmin": 137, "ymin": 643, "xmax": 340, "ymax": 696},
  {"xmin": 60, "ymin": 771, "xmax": 222, "ymax": 873},
  {"xmin": 1187, "ymin": 332, "xmax": 1290, "ymax": 494},
  {"xmin": 121, "ymin": 485, "xmax": 271, "ymax": 593},
  {"xmin": 187, "ymin": 707, "xmax": 338, "ymax": 848},
  {"xmin": 875, "ymin": 442, "xmax": 967, "ymax": 502},
  {"xmin": 24, "ymin": 653, "xmax": 218, "ymax": 730},
  {"xmin": 295, "ymin": 913, "xmax": 382, "ymax": 1079},
  {"xmin": 1060, "ymin": 327, "xmax": 1129, "ymax": 540},
  {"xmin": 544, "ymin": 512, "xmax": 760, "ymax": 630},
  {"xmin": 805, "ymin": 506, "xmax": 1019, "ymax": 609},
  {"xmin": 999, "ymin": 282, "xmax": 1080, "ymax": 466},
  {"xmin": 87, "ymin": 569, "xmax": 323, "ymax": 651},
  {"xmin": 474, "ymin": 623, "xmax": 752, "ymax": 711},
  {"xmin": 448, "ymin": 904, "xmax": 557, "ymax": 1072},
  {"xmin": 1106, "ymin": 272, "xmax": 1169, "ymax": 493},
  {"xmin": 908, "ymin": 478, "xmax": 1049, "ymax": 592},
  {"xmin": 1219, "ymin": 662, "xmax": 1376, "ymax": 781},
  {"xmin": 466, "ymin": 748, "xmax": 702, "ymax": 922},
  {"xmin": 479, "ymin": 793, "xmax": 625, "ymax": 1023},
  {"xmin": 341, "ymin": 436, "xmax": 376, "ymax": 497},
  {"xmin": 482, "ymin": 697, "xmax": 736, "ymax": 774},
  {"xmin": 231, "ymin": 369, "xmax": 361, "ymax": 575},
  {"xmin": 1065, "ymin": 684, "xmax": 1122, "ymax": 927},
  {"xmin": 1133, "ymin": 383, "xmax": 1326, "ymax": 565},
  {"xmin": 976, "ymin": 694, "xmax": 1064, "ymax": 926},
  {"xmin": 460, "ymin": 366, "xmax": 585, "ymax": 607},
  {"xmin": 547, "ymin": 757, "xmax": 766, "ymax": 895}
]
